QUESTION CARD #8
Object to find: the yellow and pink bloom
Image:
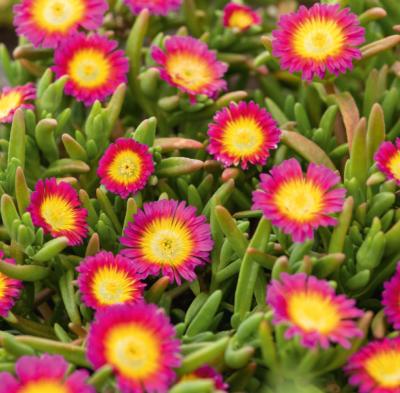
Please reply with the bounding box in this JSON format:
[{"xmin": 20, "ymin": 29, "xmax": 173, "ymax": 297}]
[
  {"xmin": 53, "ymin": 33, "xmax": 129, "ymax": 106},
  {"xmin": 267, "ymin": 273, "xmax": 363, "ymax": 349},
  {"xmin": 375, "ymin": 139, "xmax": 400, "ymax": 185},
  {"xmin": 345, "ymin": 337, "xmax": 400, "ymax": 393},
  {"xmin": 252, "ymin": 158, "xmax": 346, "ymax": 242},
  {"xmin": 14, "ymin": 0, "xmax": 108, "ymax": 48},
  {"xmin": 87, "ymin": 303, "xmax": 181, "ymax": 393},
  {"xmin": 97, "ymin": 138, "xmax": 154, "ymax": 199},
  {"xmin": 223, "ymin": 3, "xmax": 261, "ymax": 31},
  {"xmin": 0, "ymin": 251, "xmax": 22, "ymax": 317},
  {"xmin": 120, "ymin": 200, "xmax": 213, "ymax": 284},
  {"xmin": 77, "ymin": 251, "xmax": 145, "ymax": 310},
  {"xmin": 207, "ymin": 101, "xmax": 280, "ymax": 169},
  {"xmin": 272, "ymin": 4, "xmax": 365, "ymax": 81},
  {"xmin": 28, "ymin": 178, "xmax": 88, "ymax": 246},
  {"xmin": 0, "ymin": 354, "xmax": 94, "ymax": 393},
  {"xmin": 180, "ymin": 366, "xmax": 228, "ymax": 392},
  {"xmin": 152, "ymin": 36, "xmax": 227, "ymax": 102},
  {"xmin": 382, "ymin": 262, "xmax": 400, "ymax": 330},
  {"xmin": 124, "ymin": 0, "xmax": 181, "ymax": 16},
  {"xmin": 0, "ymin": 84, "xmax": 35, "ymax": 123}
]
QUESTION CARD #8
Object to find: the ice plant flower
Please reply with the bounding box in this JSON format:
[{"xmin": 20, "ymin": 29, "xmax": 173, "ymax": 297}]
[
  {"xmin": 123, "ymin": 0, "xmax": 181, "ymax": 16},
  {"xmin": 267, "ymin": 273, "xmax": 363, "ymax": 349},
  {"xmin": 53, "ymin": 33, "xmax": 129, "ymax": 106},
  {"xmin": 77, "ymin": 251, "xmax": 145, "ymax": 310},
  {"xmin": 152, "ymin": 36, "xmax": 228, "ymax": 102},
  {"xmin": 272, "ymin": 3, "xmax": 365, "ymax": 81},
  {"xmin": 120, "ymin": 200, "xmax": 213, "ymax": 284},
  {"xmin": 28, "ymin": 178, "xmax": 88, "ymax": 246},
  {"xmin": 207, "ymin": 101, "xmax": 280, "ymax": 169},
  {"xmin": 252, "ymin": 158, "xmax": 345, "ymax": 242},
  {"xmin": 13, "ymin": 0, "xmax": 108, "ymax": 48},
  {"xmin": 345, "ymin": 337, "xmax": 400, "ymax": 393},
  {"xmin": 0, "ymin": 251, "xmax": 22, "ymax": 317},
  {"xmin": 374, "ymin": 139, "xmax": 400, "ymax": 185},
  {"xmin": 0, "ymin": 84, "xmax": 35, "ymax": 123},
  {"xmin": 0, "ymin": 354, "xmax": 94, "ymax": 393},
  {"xmin": 87, "ymin": 303, "xmax": 181, "ymax": 393},
  {"xmin": 223, "ymin": 3, "xmax": 261, "ymax": 31},
  {"xmin": 98, "ymin": 138, "xmax": 154, "ymax": 199},
  {"xmin": 382, "ymin": 262, "xmax": 400, "ymax": 330},
  {"xmin": 180, "ymin": 366, "xmax": 228, "ymax": 392}
]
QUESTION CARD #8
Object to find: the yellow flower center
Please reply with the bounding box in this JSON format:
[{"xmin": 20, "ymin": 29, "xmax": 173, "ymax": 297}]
[
  {"xmin": 388, "ymin": 152, "xmax": 400, "ymax": 181},
  {"xmin": 18, "ymin": 380, "xmax": 70, "ymax": 393},
  {"xmin": 0, "ymin": 91, "xmax": 22, "ymax": 119},
  {"xmin": 92, "ymin": 266, "xmax": 137, "ymax": 306},
  {"xmin": 0, "ymin": 273, "xmax": 7, "ymax": 299},
  {"xmin": 107, "ymin": 150, "xmax": 143, "ymax": 185},
  {"xmin": 68, "ymin": 49, "xmax": 111, "ymax": 89},
  {"xmin": 293, "ymin": 18, "xmax": 345, "ymax": 61},
  {"xmin": 32, "ymin": 0, "xmax": 85, "ymax": 32},
  {"xmin": 365, "ymin": 350, "xmax": 400, "ymax": 388},
  {"xmin": 140, "ymin": 217, "xmax": 194, "ymax": 266},
  {"xmin": 287, "ymin": 291, "xmax": 340, "ymax": 334},
  {"xmin": 274, "ymin": 178, "xmax": 324, "ymax": 223},
  {"xmin": 40, "ymin": 195, "xmax": 77, "ymax": 232},
  {"xmin": 166, "ymin": 53, "xmax": 213, "ymax": 91},
  {"xmin": 221, "ymin": 116, "xmax": 264, "ymax": 158},
  {"xmin": 105, "ymin": 323, "xmax": 160, "ymax": 380},
  {"xmin": 228, "ymin": 10, "xmax": 253, "ymax": 30}
]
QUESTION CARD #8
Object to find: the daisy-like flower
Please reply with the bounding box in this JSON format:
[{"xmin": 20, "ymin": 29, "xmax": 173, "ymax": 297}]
[
  {"xmin": 53, "ymin": 33, "xmax": 129, "ymax": 106},
  {"xmin": 267, "ymin": 273, "xmax": 363, "ymax": 349},
  {"xmin": 120, "ymin": 200, "xmax": 213, "ymax": 284},
  {"xmin": 152, "ymin": 36, "xmax": 228, "ymax": 102},
  {"xmin": 180, "ymin": 366, "xmax": 228, "ymax": 392},
  {"xmin": 0, "ymin": 251, "xmax": 22, "ymax": 317},
  {"xmin": 124, "ymin": 0, "xmax": 181, "ymax": 16},
  {"xmin": 272, "ymin": 3, "xmax": 365, "ymax": 81},
  {"xmin": 345, "ymin": 337, "xmax": 400, "ymax": 393},
  {"xmin": 97, "ymin": 138, "xmax": 154, "ymax": 199},
  {"xmin": 207, "ymin": 101, "xmax": 280, "ymax": 169},
  {"xmin": 77, "ymin": 251, "xmax": 145, "ymax": 310},
  {"xmin": 223, "ymin": 3, "xmax": 261, "ymax": 31},
  {"xmin": 375, "ymin": 139, "xmax": 400, "ymax": 185},
  {"xmin": 382, "ymin": 262, "xmax": 400, "ymax": 330},
  {"xmin": 252, "ymin": 158, "xmax": 346, "ymax": 242},
  {"xmin": 0, "ymin": 84, "xmax": 35, "ymax": 123},
  {"xmin": 13, "ymin": 0, "xmax": 108, "ymax": 48},
  {"xmin": 0, "ymin": 354, "xmax": 94, "ymax": 393},
  {"xmin": 28, "ymin": 178, "xmax": 88, "ymax": 246},
  {"xmin": 87, "ymin": 303, "xmax": 181, "ymax": 393}
]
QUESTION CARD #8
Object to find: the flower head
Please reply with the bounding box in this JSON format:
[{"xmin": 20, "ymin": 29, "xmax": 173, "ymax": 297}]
[
  {"xmin": 53, "ymin": 33, "xmax": 129, "ymax": 106},
  {"xmin": 152, "ymin": 36, "xmax": 227, "ymax": 101},
  {"xmin": 0, "ymin": 354, "xmax": 94, "ymax": 393},
  {"xmin": 87, "ymin": 303, "xmax": 181, "ymax": 393},
  {"xmin": 181, "ymin": 366, "xmax": 228, "ymax": 392},
  {"xmin": 375, "ymin": 139, "xmax": 400, "ymax": 185},
  {"xmin": 223, "ymin": 3, "xmax": 261, "ymax": 31},
  {"xmin": 0, "ymin": 84, "xmax": 35, "ymax": 123},
  {"xmin": 345, "ymin": 337, "xmax": 400, "ymax": 393},
  {"xmin": 28, "ymin": 178, "xmax": 88, "ymax": 246},
  {"xmin": 267, "ymin": 273, "xmax": 363, "ymax": 349},
  {"xmin": 207, "ymin": 101, "xmax": 280, "ymax": 169},
  {"xmin": 77, "ymin": 251, "xmax": 145, "ymax": 310},
  {"xmin": 272, "ymin": 4, "xmax": 365, "ymax": 81},
  {"xmin": 252, "ymin": 158, "xmax": 346, "ymax": 242},
  {"xmin": 382, "ymin": 262, "xmax": 400, "ymax": 330},
  {"xmin": 124, "ymin": 0, "xmax": 181, "ymax": 16},
  {"xmin": 0, "ymin": 251, "xmax": 22, "ymax": 317},
  {"xmin": 120, "ymin": 200, "xmax": 213, "ymax": 284},
  {"xmin": 14, "ymin": 0, "xmax": 108, "ymax": 48},
  {"xmin": 98, "ymin": 138, "xmax": 154, "ymax": 199}
]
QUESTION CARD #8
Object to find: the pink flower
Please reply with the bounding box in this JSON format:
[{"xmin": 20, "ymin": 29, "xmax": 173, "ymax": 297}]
[
  {"xmin": 124, "ymin": 0, "xmax": 181, "ymax": 16},
  {"xmin": 382, "ymin": 262, "xmax": 400, "ymax": 330},
  {"xmin": 181, "ymin": 366, "xmax": 228, "ymax": 392},
  {"xmin": 375, "ymin": 139, "xmax": 400, "ymax": 185},
  {"xmin": 0, "ymin": 84, "xmax": 35, "ymax": 123},
  {"xmin": 223, "ymin": 3, "xmax": 261, "ymax": 31},
  {"xmin": 0, "ymin": 251, "xmax": 22, "ymax": 317}
]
